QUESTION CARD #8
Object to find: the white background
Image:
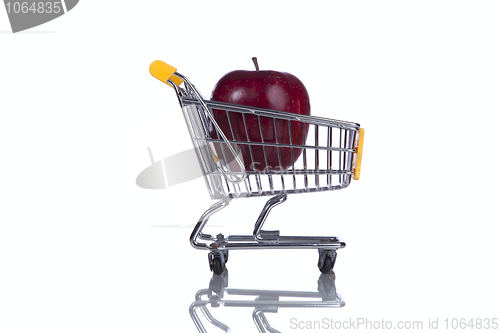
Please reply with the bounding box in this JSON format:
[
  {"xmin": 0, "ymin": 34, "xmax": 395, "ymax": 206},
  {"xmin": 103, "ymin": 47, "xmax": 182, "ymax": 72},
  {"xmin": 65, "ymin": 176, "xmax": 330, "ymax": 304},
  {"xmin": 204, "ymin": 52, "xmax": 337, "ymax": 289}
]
[{"xmin": 1, "ymin": 1, "xmax": 499, "ymax": 332}]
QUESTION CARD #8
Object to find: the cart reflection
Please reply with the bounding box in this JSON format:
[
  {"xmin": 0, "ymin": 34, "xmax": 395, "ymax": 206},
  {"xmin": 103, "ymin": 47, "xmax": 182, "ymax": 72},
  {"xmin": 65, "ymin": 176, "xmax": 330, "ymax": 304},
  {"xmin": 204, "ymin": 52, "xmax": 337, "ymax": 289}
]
[{"xmin": 189, "ymin": 269, "xmax": 344, "ymax": 332}]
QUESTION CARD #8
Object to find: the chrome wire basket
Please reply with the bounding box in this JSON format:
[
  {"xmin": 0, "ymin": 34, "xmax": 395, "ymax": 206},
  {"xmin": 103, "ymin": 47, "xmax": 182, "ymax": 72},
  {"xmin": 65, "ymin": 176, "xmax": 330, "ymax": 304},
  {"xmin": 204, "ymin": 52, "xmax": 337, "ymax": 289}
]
[{"xmin": 150, "ymin": 60, "xmax": 365, "ymax": 275}]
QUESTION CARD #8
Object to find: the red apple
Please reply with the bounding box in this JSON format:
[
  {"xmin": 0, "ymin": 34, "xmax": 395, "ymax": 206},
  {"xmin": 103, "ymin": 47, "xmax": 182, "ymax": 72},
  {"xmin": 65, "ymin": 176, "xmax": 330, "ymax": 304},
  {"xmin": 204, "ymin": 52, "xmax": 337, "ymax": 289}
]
[{"xmin": 210, "ymin": 58, "xmax": 310, "ymax": 172}]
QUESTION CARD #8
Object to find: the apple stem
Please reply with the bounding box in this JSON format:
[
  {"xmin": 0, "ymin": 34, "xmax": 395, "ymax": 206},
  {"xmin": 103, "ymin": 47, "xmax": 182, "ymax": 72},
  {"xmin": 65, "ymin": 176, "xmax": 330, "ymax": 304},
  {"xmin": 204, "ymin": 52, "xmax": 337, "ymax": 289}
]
[{"xmin": 252, "ymin": 57, "xmax": 259, "ymax": 71}]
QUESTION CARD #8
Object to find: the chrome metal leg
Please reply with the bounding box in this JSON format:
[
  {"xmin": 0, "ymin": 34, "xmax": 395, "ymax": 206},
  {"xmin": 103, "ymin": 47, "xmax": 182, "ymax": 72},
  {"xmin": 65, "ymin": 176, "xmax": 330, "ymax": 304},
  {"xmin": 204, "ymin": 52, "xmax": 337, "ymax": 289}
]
[
  {"xmin": 190, "ymin": 197, "xmax": 231, "ymax": 250},
  {"xmin": 253, "ymin": 193, "xmax": 287, "ymax": 242},
  {"xmin": 190, "ymin": 193, "xmax": 345, "ymax": 275}
]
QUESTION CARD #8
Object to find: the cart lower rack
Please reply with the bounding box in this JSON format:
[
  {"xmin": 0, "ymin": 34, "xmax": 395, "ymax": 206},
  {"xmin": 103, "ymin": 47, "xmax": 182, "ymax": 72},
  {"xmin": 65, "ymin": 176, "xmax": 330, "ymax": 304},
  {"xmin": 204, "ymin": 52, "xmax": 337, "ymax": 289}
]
[{"xmin": 150, "ymin": 60, "xmax": 364, "ymax": 275}]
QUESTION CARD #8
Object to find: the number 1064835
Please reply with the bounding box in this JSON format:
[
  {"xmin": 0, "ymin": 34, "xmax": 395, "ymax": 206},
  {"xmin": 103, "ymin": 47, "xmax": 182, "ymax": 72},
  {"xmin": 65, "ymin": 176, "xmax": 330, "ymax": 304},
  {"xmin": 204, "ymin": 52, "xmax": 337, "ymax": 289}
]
[{"xmin": 5, "ymin": 2, "xmax": 62, "ymax": 14}]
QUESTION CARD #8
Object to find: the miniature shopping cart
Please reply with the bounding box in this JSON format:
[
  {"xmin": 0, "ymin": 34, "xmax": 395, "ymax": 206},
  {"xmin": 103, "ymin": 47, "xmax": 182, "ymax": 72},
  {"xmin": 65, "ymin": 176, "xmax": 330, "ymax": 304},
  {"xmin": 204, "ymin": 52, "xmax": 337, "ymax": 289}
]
[{"xmin": 149, "ymin": 60, "xmax": 364, "ymax": 275}]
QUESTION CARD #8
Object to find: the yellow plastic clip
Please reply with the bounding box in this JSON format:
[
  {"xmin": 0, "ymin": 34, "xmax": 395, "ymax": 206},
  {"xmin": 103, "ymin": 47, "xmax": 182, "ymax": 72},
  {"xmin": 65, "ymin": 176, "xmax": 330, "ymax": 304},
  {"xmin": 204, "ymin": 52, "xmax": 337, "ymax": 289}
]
[
  {"xmin": 149, "ymin": 60, "xmax": 183, "ymax": 88},
  {"xmin": 354, "ymin": 128, "xmax": 364, "ymax": 180}
]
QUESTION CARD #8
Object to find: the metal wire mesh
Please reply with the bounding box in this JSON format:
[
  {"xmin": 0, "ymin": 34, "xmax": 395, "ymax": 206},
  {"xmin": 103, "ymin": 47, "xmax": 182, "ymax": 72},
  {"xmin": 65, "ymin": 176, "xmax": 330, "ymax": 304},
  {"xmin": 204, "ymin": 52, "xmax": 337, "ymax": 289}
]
[{"xmin": 182, "ymin": 102, "xmax": 358, "ymax": 199}]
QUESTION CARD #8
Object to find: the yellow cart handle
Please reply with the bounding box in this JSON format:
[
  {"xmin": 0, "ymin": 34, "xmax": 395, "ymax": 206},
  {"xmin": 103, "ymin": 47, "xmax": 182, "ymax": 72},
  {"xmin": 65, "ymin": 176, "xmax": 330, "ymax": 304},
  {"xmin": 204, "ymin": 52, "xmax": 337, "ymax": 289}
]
[
  {"xmin": 149, "ymin": 60, "xmax": 244, "ymax": 180},
  {"xmin": 353, "ymin": 128, "xmax": 364, "ymax": 180},
  {"xmin": 149, "ymin": 60, "xmax": 184, "ymax": 88}
]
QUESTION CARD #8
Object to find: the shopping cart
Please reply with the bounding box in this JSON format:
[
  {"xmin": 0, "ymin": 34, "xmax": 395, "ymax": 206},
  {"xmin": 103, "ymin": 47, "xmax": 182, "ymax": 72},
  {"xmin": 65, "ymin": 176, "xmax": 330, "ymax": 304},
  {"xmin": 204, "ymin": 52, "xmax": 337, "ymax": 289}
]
[{"xmin": 149, "ymin": 60, "xmax": 364, "ymax": 275}]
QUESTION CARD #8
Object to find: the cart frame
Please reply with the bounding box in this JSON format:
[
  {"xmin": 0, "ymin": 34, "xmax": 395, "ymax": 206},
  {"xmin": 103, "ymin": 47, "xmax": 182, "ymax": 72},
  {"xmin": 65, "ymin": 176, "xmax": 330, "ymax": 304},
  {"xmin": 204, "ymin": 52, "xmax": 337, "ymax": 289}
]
[{"xmin": 149, "ymin": 60, "xmax": 364, "ymax": 275}]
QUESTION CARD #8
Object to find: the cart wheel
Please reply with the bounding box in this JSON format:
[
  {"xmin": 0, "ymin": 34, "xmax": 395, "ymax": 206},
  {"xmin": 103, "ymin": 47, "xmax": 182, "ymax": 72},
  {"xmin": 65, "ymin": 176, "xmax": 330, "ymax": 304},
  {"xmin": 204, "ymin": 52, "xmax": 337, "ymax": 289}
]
[
  {"xmin": 212, "ymin": 256, "xmax": 225, "ymax": 275},
  {"xmin": 318, "ymin": 250, "xmax": 337, "ymax": 274},
  {"xmin": 209, "ymin": 253, "xmax": 226, "ymax": 276}
]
